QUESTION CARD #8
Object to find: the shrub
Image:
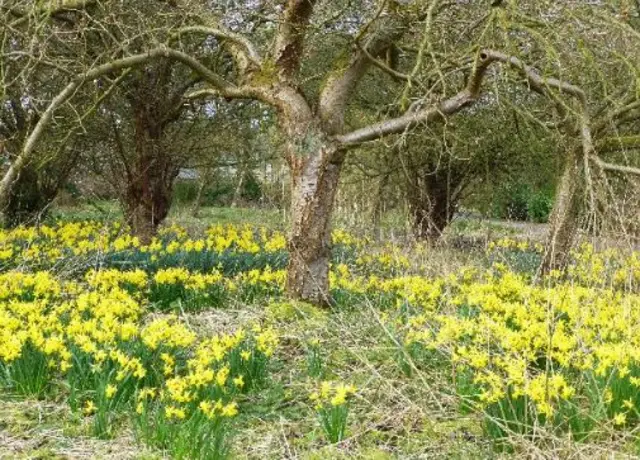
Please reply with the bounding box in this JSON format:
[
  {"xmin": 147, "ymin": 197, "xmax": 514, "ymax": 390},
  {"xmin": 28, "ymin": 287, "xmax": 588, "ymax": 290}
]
[
  {"xmin": 490, "ymin": 183, "xmax": 554, "ymax": 223},
  {"xmin": 527, "ymin": 189, "xmax": 554, "ymax": 223}
]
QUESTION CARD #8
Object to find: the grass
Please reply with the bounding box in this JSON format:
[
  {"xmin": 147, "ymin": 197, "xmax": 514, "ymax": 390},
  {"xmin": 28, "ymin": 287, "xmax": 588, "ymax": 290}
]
[
  {"xmin": 171, "ymin": 206, "xmax": 289, "ymax": 232},
  {"xmin": 51, "ymin": 202, "xmax": 286, "ymax": 230},
  {"xmin": 220, "ymin": 303, "xmax": 496, "ymax": 459},
  {"xmin": 0, "ymin": 398, "xmax": 160, "ymax": 459}
]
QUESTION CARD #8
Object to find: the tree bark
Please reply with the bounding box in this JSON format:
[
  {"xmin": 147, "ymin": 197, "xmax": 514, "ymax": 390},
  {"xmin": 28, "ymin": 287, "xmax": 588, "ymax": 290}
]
[
  {"xmin": 286, "ymin": 138, "xmax": 346, "ymax": 306},
  {"xmin": 192, "ymin": 168, "xmax": 211, "ymax": 218},
  {"xmin": 3, "ymin": 164, "xmax": 47, "ymax": 227},
  {"xmin": 124, "ymin": 155, "xmax": 175, "ymax": 244},
  {"xmin": 231, "ymin": 169, "xmax": 245, "ymax": 208},
  {"xmin": 540, "ymin": 148, "xmax": 581, "ymax": 273},
  {"xmin": 407, "ymin": 172, "xmax": 457, "ymax": 243},
  {"xmin": 123, "ymin": 109, "xmax": 177, "ymax": 243}
]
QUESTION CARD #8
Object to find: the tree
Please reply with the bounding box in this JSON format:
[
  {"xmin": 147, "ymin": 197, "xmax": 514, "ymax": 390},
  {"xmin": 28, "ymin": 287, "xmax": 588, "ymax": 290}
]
[
  {"xmin": 396, "ymin": 102, "xmax": 554, "ymax": 241},
  {"xmin": 0, "ymin": 0, "xmax": 103, "ymax": 226},
  {"xmin": 99, "ymin": 61, "xmax": 204, "ymax": 241},
  {"xmin": 173, "ymin": 1, "xmax": 506, "ymax": 305}
]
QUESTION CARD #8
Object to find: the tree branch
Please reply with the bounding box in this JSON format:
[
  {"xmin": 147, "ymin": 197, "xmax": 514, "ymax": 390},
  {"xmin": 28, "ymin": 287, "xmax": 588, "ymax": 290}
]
[
  {"xmin": 4, "ymin": 0, "xmax": 96, "ymax": 17},
  {"xmin": 319, "ymin": 7, "xmax": 410, "ymax": 134},
  {"xmin": 355, "ymin": 40, "xmax": 417, "ymax": 84},
  {"xmin": 273, "ymin": 0, "xmax": 317, "ymax": 81},
  {"xmin": 596, "ymin": 135, "xmax": 640, "ymax": 152},
  {"xmin": 481, "ymin": 49, "xmax": 600, "ymax": 204},
  {"xmin": 591, "ymin": 157, "xmax": 640, "ymax": 176},
  {"xmin": 594, "ymin": 99, "xmax": 640, "ymax": 134},
  {"xmin": 6, "ymin": 0, "xmax": 96, "ymax": 27},
  {"xmin": 174, "ymin": 26, "xmax": 262, "ymax": 69},
  {"xmin": 335, "ymin": 51, "xmax": 499, "ymax": 146},
  {"xmin": 480, "ymin": 49, "xmax": 587, "ymax": 106}
]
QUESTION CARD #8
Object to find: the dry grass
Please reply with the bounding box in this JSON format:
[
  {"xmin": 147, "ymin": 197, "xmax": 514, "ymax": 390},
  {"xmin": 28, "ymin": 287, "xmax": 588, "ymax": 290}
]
[{"xmin": 0, "ymin": 399, "xmax": 160, "ymax": 459}]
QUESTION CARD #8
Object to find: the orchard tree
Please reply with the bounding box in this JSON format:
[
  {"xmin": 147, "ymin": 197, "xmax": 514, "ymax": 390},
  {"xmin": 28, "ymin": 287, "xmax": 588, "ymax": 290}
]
[
  {"xmin": 99, "ymin": 60, "xmax": 206, "ymax": 241},
  {"xmin": 396, "ymin": 102, "xmax": 556, "ymax": 241},
  {"xmin": 0, "ymin": 0, "xmax": 107, "ymax": 226}
]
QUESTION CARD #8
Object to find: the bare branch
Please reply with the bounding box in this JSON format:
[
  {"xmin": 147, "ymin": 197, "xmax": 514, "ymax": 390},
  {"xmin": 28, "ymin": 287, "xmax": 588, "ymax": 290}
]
[
  {"xmin": 4, "ymin": 0, "xmax": 96, "ymax": 17},
  {"xmin": 594, "ymin": 99, "xmax": 640, "ymax": 134},
  {"xmin": 335, "ymin": 52, "xmax": 500, "ymax": 146},
  {"xmin": 355, "ymin": 40, "xmax": 417, "ymax": 84},
  {"xmin": 335, "ymin": 92, "xmax": 471, "ymax": 146},
  {"xmin": 273, "ymin": 0, "xmax": 317, "ymax": 81},
  {"xmin": 596, "ymin": 135, "xmax": 640, "ymax": 152},
  {"xmin": 174, "ymin": 26, "xmax": 262, "ymax": 69},
  {"xmin": 592, "ymin": 157, "xmax": 640, "ymax": 176},
  {"xmin": 185, "ymin": 89, "xmax": 218, "ymax": 100},
  {"xmin": 481, "ymin": 49, "xmax": 587, "ymax": 106}
]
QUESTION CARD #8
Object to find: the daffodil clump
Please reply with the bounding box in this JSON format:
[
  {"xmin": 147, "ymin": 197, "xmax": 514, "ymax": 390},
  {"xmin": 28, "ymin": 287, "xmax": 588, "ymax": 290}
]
[
  {"xmin": 0, "ymin": 267, "xmax": 279, "ymax": 456},
  {"xmin": 329, "ymin": 262, "xmax": 446, "ymax": 309},
  {"xmin": 309, "ymin": 381, "xmax": 357, "ymax": 443},
  {"xmin": 354, "ymin": 244, "xmax": 411, "ymax": 276},
  {"xmin": 0, "ymin": 222, "xmax": 377, "ymax": 311},
  {"xmin": 395, "ymin": 246, "xmax": 640, "ymax": 441},
  {"xmin": 486, "ymin": 237, "xmax": 640, "ymax": 291},
  {"xmin": 0, "ymin": 221, "xmax": 434, "ymax": 314},
  {"xmin": 305, "ymin": 338, "xmax": 324, "ymax": 378},
  {"xmin": 0, "ymin": 221, "xmax": 372, "ymax": 277},
  {"xmin": 85, "ymin": 265, "xmax": 287, "ymax": 312},
  {"xmin": 568, "ymin": 242, "xmax": 640, "ymax": 291},
  {"xmin": 134, "ymin": 325, "xmax": 278, "ymax": 459},
  {"xmin": 0, "ymin": 222, "xmax": 289, "ymax": 274},
  {"xmin": 486, "ymin": 237, "xmax": 545, "ymax": 275}
]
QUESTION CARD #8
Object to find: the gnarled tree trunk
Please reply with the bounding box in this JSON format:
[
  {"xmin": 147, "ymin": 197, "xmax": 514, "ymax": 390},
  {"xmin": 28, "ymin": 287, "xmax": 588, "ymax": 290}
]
[
  {"xmin": 123, "ymin": 110, "xmax": 177, "ymax": 243},
  {"xmin": 2, "ymin": 148, "xmax": 79, "ymax": 228},
  {"xmin": 286, "ymin": 139, "xmax": 346, "ymax": 306},
  {"xmin": 3, "ymin": 163, "xmax": 47, "ymax": 227},
  {"xmin": 118, "ymin": 60, "xmax": 186, "ymax": 243},
  {"xmin": 405, "ymin": 164, "xmax": 462, "ymax": 243},
  {"xmin": 408, "ymin": 172, "xmax": 455, "ymax": 242},
  {"xmin": 408, "ymin": 181, "xmax": 455, "ymax": 242}
]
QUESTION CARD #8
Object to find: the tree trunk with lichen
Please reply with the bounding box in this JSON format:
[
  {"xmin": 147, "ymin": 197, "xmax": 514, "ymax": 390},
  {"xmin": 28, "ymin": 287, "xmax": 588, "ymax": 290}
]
[
  {"xmin": 285, "ymin": 131, "xmax": 345, "ymax": 306},
  {"xmin": 540, "ymin": 148, "xmax": 582, "ymax": 274}
]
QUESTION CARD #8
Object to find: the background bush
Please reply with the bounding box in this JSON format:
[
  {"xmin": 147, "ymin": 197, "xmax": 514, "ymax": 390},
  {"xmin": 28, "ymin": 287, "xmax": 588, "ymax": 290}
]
[{"xmin": 490, "ymin": 183, "xmax": 554, "ymax": 223}]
